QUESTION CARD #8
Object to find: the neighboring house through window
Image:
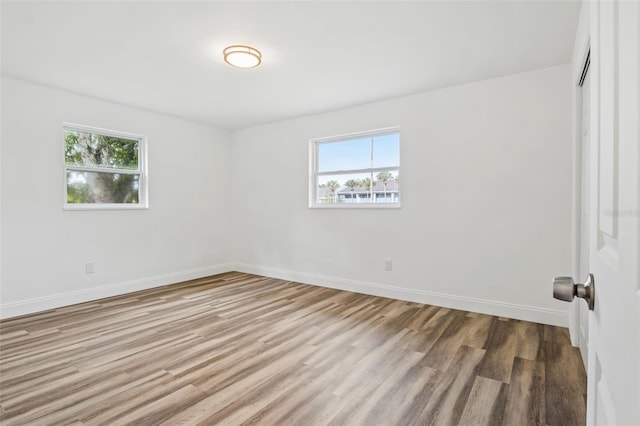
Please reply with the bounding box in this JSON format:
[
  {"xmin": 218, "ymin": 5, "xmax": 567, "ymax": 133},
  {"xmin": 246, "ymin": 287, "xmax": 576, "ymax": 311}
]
[
  {"xmin": 310, "ymin": 127, "xmax": 400, "ymax": 208},
  {"xmin": 63, "ymin": 123, "xmax": 148, "ymax": 209}
]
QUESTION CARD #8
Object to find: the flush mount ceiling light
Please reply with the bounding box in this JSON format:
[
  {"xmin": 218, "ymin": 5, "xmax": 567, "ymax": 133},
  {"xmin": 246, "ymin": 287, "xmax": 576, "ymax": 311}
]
[{"xmin": 223, "ymin": 45, "xmax": 262, "ymax": 68}]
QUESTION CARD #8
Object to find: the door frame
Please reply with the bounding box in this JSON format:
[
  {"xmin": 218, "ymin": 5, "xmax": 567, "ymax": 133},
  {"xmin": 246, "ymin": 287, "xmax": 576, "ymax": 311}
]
[{"xmin": 569, "ymin": 9, "xmax": 591, "ymax": 354}]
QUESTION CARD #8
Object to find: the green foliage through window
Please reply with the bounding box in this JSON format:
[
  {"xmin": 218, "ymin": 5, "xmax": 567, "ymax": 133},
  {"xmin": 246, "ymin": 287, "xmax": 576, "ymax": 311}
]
[
  {"xmin": 64, "ymin": 130, "xmax": 138, "ymax": 170},
  {"xmin": 64, "ymin": 125, "xmax": 146, "ymax": 207}
]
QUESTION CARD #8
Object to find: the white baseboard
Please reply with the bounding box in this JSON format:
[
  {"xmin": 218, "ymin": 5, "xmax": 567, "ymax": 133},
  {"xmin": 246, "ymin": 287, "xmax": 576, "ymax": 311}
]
[
  {"xmin": 1, "ymin": 262, "xmax": 569, "ymax": 327},
  {"xmin": 232, "ymin": 263, "xmax": 569, "ymax": 327},
  {"xmin": 0, "ymin": 263, "xmax": 234, "ymax": 320}
]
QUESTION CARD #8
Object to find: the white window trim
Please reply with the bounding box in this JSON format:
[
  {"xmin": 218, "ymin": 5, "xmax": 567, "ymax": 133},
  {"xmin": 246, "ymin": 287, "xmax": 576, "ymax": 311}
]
[
  {"xmin": 63, "ymin": 122, "xmax": 149, "ymax": 210},
  {"xmin": 309, "ymin": 126, "xmax": 401, "ymax": 209}
]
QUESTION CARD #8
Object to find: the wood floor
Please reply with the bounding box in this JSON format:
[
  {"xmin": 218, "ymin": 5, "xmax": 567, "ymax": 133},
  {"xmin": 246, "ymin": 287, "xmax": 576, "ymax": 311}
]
[{"xmin": 0, "ymin": 272, "xmax": 586, "ymax": 426}]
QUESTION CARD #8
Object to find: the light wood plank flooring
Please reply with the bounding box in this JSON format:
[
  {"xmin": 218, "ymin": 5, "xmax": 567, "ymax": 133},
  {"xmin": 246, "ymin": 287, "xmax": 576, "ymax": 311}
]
[{"xmin": 0, "ymin": 272, "xmax": 586, "ymax": 425}]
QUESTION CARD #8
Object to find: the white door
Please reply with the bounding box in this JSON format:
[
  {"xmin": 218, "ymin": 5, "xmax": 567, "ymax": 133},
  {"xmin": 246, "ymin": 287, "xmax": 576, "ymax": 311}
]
[
  {"xmin": 585, "ymin": 1, "xmax": 639, "ymax": 425},
  {"xmin": 577, "ymin": 61, "xmax": 591, "ymax": 369}
]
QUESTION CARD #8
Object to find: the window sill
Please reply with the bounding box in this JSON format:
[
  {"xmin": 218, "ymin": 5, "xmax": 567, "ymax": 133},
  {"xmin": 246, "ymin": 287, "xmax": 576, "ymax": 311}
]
[
  {"xmin": 63, "ymin": 203, "xmax": 149, "ymax": 211},
  {"xmin": 309, "ymin": 203, "xmax": 401, "ymax": 209}
]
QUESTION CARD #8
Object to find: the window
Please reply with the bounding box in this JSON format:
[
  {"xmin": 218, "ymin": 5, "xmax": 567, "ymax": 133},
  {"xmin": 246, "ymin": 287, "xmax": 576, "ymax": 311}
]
[
  {"xmin": 310, "ymin": 127, "xmax": 400, "ymax": 208},
  {"xmin": 63, "ymin": 123, "xmax": 148, "ymax": 209}
]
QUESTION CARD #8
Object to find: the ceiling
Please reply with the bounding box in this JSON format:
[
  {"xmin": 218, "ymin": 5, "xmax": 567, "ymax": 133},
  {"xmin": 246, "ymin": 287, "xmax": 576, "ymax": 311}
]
[{"xmin": 1, "ymin": 1, "xmax": 580, "ymax": 131}]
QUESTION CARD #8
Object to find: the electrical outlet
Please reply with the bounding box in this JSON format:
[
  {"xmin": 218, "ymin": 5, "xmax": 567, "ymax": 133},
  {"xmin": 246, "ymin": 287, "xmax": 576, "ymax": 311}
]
[
  {"xmin": 85, "ymin": 261, "xmax": 95, "ymax": 274},
  {"xmin": 384, "ymin": 259, "xmax": 392, "ymax": 271}
]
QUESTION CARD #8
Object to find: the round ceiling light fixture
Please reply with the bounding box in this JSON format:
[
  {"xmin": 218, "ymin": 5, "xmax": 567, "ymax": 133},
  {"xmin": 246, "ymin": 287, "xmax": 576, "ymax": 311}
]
[{"xmin": 223, "ymin": 45, "xmax": 262, "ymax": 68}]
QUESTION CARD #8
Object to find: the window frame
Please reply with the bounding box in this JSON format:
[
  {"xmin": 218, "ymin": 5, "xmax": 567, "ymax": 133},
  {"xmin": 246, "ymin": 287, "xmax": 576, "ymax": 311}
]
[
  {"xmin": 309, "ymin": 126, "xmax": 401, "ymax": 209},
  {"xmin": 62, "ymin": 122, "xmax": 149, "ymax": 210}
]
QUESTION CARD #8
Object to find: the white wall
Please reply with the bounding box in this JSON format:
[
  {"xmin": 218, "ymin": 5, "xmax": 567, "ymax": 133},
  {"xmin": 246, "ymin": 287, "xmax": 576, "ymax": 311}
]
[
  {"xmin": 0, "ymin": 77, "xmax": 232, "ymax": 317},
  {"xmin": 231, "ymin": 65, "xmax": 574, "ymax": 325},
  {"xmin": 1, "ymin": 66, "xmax": 575, "ymax": 325}
]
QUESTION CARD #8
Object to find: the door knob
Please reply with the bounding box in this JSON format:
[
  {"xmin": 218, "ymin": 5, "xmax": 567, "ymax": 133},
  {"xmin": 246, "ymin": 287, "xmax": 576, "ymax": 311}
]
[{"xmin": 553, "ymin": 274, "xmax": 595, "ymax": 310}]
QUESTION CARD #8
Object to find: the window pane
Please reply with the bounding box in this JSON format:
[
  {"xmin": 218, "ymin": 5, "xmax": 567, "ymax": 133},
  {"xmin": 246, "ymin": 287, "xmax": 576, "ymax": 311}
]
[
  {"xmin": 318, "ymin": 137, "xmax": 371, "ymax": 172},
  {"xmin": 372, "ymin": 133, "xmax": 400, "ymax": 168},
  {"xmin": 317, "ymin": 133, "xmax": 399, "ymax": 173},
  {"xmin": 66, "ymin": 171, "xmax": 140, "ymax": 204},
  {"xmin": 311, "ymin": 128, "xmax": 400, "ymax": 208},
  {"xmin": 317, "ymin": 170, "xmax": 399, "ymax": 204},
  {"xmin": 64, "ymin": 130, "xmax": 139, "ymax": 170}
]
